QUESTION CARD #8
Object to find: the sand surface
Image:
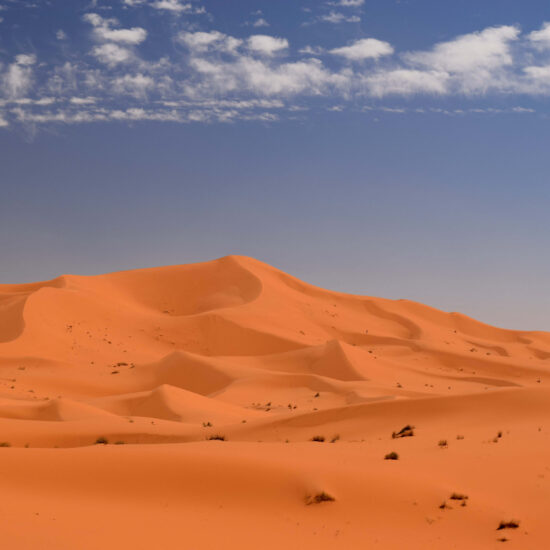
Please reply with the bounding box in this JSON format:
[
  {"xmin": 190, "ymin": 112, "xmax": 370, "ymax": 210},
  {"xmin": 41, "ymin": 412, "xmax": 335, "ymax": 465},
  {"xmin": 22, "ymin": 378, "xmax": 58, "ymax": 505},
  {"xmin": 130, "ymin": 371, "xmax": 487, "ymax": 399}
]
[{"xmin": 1, "ymin": 255, "xmax": 549, "ymax": 549}]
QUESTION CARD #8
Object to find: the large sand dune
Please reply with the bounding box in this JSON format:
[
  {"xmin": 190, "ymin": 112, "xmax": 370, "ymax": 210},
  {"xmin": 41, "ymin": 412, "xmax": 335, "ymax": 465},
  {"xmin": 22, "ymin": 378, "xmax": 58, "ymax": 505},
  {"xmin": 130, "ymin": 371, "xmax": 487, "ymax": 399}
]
[{"xmin": 0, "ymin": 256, "xmax": 549, "ymax": 548}]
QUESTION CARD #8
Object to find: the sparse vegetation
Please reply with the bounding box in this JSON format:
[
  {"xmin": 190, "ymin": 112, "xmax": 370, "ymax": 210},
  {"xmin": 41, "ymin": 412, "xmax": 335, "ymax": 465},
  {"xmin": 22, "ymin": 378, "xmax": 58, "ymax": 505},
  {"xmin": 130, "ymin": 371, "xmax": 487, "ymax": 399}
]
[
  {"xmin": 202, "ymin": 421, "xmax": 213, "ymax": 428},
  {"xmin": 208, "ymin": 434, "xmax": 226, "ymax": 441},
  {"xmin": 438, "ymin": 439, "xmax": 448, "ymax": 448},
  {"xmin": 0, "ymin": 442, "xmax": 11, "ymax": 448},
  {"xmin": 95, "ymin": 437, "xmax": 108, "ymax": 445},
  {"xmin": 314, "ymin": 392, "xmax": 320, "ymax": 398},
  {"xmin": 311, "ymin": 435, "xmax": 325, "ymax": 442},
  {"xmin": 305, "ymin": 492, "xmax": 335, "ymax": 505},
  {"xmin": 450, "ymin": 493, "xmax": 469, "ymax": 501},
  {"xmin": 497, "ymin": 520, "xmax": 520, "ymax": 531},
  {"xmin": 384, "ymin": 451, "xmax": 399, "ymax": 460},
  {"xmin": 330, "ymin": 434, "xmax": 340, "ymax": 443},
  {"xmin": 392, "ymin": 425, "xmax": 414, "ymax": 439}
]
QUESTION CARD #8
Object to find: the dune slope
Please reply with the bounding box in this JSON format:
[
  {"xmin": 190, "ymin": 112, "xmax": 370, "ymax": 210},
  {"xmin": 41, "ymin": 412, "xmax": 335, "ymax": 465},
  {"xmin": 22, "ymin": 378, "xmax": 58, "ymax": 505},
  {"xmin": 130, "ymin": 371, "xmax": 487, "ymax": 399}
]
[{"xmin": 1, "ymin": 255, "xmax": 549, "ymax": 549}]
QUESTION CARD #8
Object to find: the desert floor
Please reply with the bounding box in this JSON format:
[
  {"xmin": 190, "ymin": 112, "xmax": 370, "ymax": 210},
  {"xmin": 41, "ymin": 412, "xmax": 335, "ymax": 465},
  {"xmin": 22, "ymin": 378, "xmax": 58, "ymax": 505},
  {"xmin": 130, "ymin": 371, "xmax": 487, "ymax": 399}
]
[{"xmin": 1, "ymin": 255, "xmax": 549, "ymax": 549}]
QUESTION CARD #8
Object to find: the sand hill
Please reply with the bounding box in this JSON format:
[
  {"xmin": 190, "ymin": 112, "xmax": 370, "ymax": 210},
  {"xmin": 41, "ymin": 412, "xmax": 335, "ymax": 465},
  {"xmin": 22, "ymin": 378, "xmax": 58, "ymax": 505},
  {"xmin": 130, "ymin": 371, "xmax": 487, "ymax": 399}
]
[{"xmin": 0, "ymin": 255, "xmax": 549, "ymax": 549}]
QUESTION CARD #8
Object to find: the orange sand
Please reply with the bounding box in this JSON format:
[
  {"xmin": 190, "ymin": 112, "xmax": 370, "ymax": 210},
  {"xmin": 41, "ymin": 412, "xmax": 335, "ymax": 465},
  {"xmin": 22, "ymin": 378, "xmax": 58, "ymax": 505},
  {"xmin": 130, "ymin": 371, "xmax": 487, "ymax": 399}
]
[{"xmin": 0, "ymin": 256, "xmax": 549, "ymax": 549}]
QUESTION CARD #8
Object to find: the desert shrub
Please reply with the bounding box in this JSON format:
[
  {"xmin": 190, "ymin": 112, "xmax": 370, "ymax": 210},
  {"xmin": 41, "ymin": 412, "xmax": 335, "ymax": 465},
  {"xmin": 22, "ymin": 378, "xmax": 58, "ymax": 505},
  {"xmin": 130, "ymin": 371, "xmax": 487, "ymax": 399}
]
[
  {"xmin": 497, "ymin": 520, "xmax": 520, "ymax": 530},
  {"xmin": 306, "ymin": 492, "xmax": 335, "ymax": 505},
  {"xmin": 384, "ymin": 451, "xmax": 399, "ymax": 460},
  {"xmin": 311, "ymin": 435, "xmax": 325, "ymax": 442},
  {"xmin": 392, "ymin": 425, "xmax": 414, "ymax": 439},
  {"xmin": 208, "ymin": 434, "xmax": 226, "ymax": 441}
]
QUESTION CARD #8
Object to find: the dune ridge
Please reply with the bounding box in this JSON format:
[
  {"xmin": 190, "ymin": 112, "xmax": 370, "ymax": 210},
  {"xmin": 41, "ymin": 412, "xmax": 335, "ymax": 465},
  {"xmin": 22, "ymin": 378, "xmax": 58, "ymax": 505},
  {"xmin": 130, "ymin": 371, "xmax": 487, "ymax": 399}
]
[{"xmin": 0, "ymin": 255, "xmax": 549, "ymax": 549}]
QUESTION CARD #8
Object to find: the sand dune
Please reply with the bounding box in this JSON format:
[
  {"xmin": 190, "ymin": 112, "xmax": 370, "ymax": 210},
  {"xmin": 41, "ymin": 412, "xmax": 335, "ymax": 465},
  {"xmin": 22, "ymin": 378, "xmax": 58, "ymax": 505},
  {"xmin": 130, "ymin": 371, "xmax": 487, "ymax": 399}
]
[{"xmin": 1, "ymin": 255, "xmax": 549, "ymax": 548}]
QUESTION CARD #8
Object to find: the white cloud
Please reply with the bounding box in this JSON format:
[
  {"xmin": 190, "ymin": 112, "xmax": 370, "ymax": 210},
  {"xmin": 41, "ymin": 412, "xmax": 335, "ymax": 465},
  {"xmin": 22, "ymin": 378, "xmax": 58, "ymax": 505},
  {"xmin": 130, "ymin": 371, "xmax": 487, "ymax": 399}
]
[
  {"xmin": 318, "ymin": 11, "xmax": 360, "ymax": 24},
  {"xmin": 177, "ymin": 31, "xmax": 243, "ymax": 54},
  {"xmin": 329, "ymin": 0, "xmax": 364, "ymax": 6},
  {"xmin": 528, "ymin": 22, "xmax": 550, "ymax": 50},
  {"xmin": 403, "ymin": 25, "xmax": 521, "ymax": 95},
  {"xmin": 330, "ymin": 38, "xmax": 394, "ymax": 60},
  {"xmin": 70, "ymin": 96, "xmax": 97, "ymax": 105},
  {"xmin": 364, "ymin": 69, "xmax": 449, "ymax": 97},
  {"xmin": 92, "ymin": 43, "xmax": 133, "ymax": 66},
  {"xmin": 84, "ymin": 13, "xmax": 147, "ymax": 45},
  {"xmin": 56, "ymin": 29, "xmax": 67, "ymax": 40},
  {"xmin": 152, "ymin": 0, "xmax": 204, "ymax": 13},
  {"xmin": 523, "ymin": 65, "xmax": 550, "ymax": 94},
  {"xmin": 186, "ymin": 55, "xmax": 349, "ymax": 97},
  {"xmin": 247, "ymin": 35, "xmax": 289, "ymax": 56},
  {"xmin": 406, "ymin": 26, "xmax": 519, "ymax": 73},
  {"xmin": 299, "ymin": 45, "xmax": 325, "ymax": 56},
  {"xmin": 15, "ymin": 54, "xmax": 37, "ymax": 66},
  {"xmin": 2, "ymin": 55, "xmax": 36, "ymax": 98},
  {"xmin": 112, "ymin": 73, "xmax": 155, "ymax": 97},
  {"xmin": 97, "ymin": 26, "xmax": 147, "ymax": 45},
  {"xmin": 252, "ymin": 18, "xmax": 269, "ymax": 28}
]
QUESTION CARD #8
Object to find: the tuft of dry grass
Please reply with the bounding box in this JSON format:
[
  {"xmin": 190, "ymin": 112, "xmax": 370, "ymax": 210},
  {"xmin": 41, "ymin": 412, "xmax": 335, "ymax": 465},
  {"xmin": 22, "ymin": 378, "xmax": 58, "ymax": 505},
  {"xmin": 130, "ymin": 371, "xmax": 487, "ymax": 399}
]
[
  {"xmin": 384, "ymin": 451, "xmax": 399, "ymax": 460},
  {"xmin": 95, "ymin": 437, "xmax": 108, "ymax": 445},
  {"xmin": 208, "ymin": 434, "xmax": 226, "ymax": 441},
  {"xmin": 497, "ymin": 520, "xmax": 520, "ymax": 530},
  {"xmin": 392, "ymin": 425, "xmax": 415, "ymax": 439},
  {"xmin": 305, "ymin": 492, "xmax": 335, "ymax": 505},
  {"xmin": 311, "ymin": 435, "xmax": 325, "ymax": 442}
]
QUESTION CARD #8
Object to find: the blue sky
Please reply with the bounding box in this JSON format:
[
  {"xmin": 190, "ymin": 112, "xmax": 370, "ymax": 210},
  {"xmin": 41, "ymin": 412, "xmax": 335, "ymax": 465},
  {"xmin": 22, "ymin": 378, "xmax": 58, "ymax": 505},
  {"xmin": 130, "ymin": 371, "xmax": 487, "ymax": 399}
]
[{"xmin": 1, "ymin": 0, "xmax": 549, "ymax": 330}]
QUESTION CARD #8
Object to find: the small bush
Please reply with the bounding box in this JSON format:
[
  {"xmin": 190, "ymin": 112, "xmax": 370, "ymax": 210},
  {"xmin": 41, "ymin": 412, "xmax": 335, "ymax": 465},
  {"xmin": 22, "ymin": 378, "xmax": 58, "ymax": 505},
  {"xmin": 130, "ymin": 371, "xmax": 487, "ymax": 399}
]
[
  {"xmin": 450, "ymin": 493, "xmax": 469, "ymax": 501},
  {"xmin": 0, "ymin": 442, "xmax": 11, "ymax": 448},
  {"xmin": 497, "ymin": 520, "xmax": 520, "ymax": 530},
  {"xmin": 311, "ymin": 435, "xmax": 325, "ymax": 442},
  {"xmin": 306, "ymin": 492, "xmax": 335, "ymax": 505},
  {"xmin": 208, "ymin": 434, "xmax": 226, "ymax": 441},
  {"xmin": 392, "ymin": 425, "xmax": 414, "ymax": 439},
  {"xmin": 202, "ymin": 421, "xmax": 213, "ymax": 428},
  {"xmin": 95, "ymin": 437, "xmax": 108, "ymax": 445},
  {"xmin": 438, "ymin": 439, "xmax": 448, "ymax": 448},
  {"xmin": 384, "ymin": 451, "xmax": 399, "ymax": 460}
]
